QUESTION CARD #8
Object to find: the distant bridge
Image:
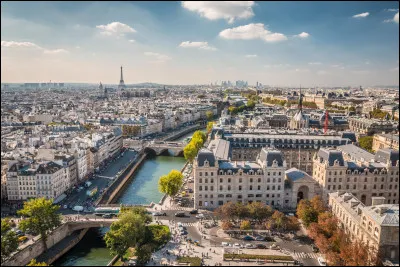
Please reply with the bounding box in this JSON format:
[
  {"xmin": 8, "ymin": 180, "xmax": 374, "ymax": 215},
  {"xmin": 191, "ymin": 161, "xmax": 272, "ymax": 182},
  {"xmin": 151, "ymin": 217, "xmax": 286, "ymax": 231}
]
[
  {"xmin": 62, "ymin": 217, "xmax": 116, "ymax": 232},
  {"xmin": 145, "ymin": 141, "xmax": 185, "ymax": 156}
]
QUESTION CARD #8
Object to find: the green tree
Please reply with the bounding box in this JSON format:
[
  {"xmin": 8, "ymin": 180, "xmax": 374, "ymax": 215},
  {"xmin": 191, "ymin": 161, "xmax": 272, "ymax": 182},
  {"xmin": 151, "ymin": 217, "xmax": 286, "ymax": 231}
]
[
  {"xmin": 205, "ymin": 111, "xmax": 214, "ymax": 121},
  {"xmin": 248, "ymin": 202, "xmax": 273, "ymax": 224},
  {"xmin": 240, "ymin": 220, "xmax": 251, "ymax": 230},
  {"xmin": 158, "ymin": 170, "xmax": 184, "ymax": 199},
  {"xmin": 27, "ymin": 259, "xmax": 48, "ymax": 266},
  {"xmin": 246, "ymin": 100, "xmax": 256, "ymax": 109},
  {"xmin": 192, "ymin": 131, "xmax": 207, "ymax": 144},
  {"xmin": 206, "ymin": 122, "xmax": 214, "ymax": 134},
  {"xmin": 228, "ymin": 106, "xmax": 238, "ymax": 115},
  {"xmin": 17, "ymin": 198, "xmax": 61, "ymax": 251},
  {"xmin": 183, "ymin": 143, "xmax": 198, "ymax": 163},
  {"xmin": 104, "ymin": 210, "xmax": 149, "ymax": 258},
  {"xmin": 1, "ymin": 218, "xmax": 19, "ymax": 263},
  {"xmin": 119, "ymin": 206, "xmax": 152, "ymax": 224},
  {"xmin": 358, "ymin": 136, "xmax": 373, "ymax": 152},
  {"xmin": 135, "ymin": 244, "xmax": 153, "ymax": 264},
  {"xmin": 296, "ymin": 199, "xmax": 319, "ymax": 227}
]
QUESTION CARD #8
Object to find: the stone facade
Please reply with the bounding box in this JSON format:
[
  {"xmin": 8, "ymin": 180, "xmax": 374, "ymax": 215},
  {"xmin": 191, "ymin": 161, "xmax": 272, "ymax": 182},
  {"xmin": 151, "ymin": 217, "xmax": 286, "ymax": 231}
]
[
  {"xmin": 348, "ymin": 117, "xmax": 398, "ymax": 136},
  {"xmin": 372, "ymin": 133, "xmax": 399, "ymax": 151},
  {"xmin": 329, "ymin": 192, "xmax": 399, "ymax": 263}
]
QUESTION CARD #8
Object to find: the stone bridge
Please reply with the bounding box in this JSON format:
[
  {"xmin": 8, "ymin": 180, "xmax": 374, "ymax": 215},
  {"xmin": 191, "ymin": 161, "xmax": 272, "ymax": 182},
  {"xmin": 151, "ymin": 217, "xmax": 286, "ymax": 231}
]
[
  {"xmin": 144, "ymin": 141, "xmax": 185, "ymax": 156},
  {"xmin": 64, "ymin": 218, "xmax": 116, "ymax": 232}
]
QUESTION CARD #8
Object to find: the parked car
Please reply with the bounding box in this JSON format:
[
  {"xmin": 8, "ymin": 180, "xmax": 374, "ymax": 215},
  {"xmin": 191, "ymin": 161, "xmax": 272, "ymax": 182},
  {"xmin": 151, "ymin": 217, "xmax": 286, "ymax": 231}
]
[
  {"xmin": 175, "ymin": 212, "xmax": 185, "ymax": 217},
  {"xmin": 318, "ymin": 257, "xmax": 327, "ymax": 266},
  {"xmin": 256, "ymin": 244, "xmax": 267, "ymax": 249},
  {"xmin": 102, "ymin": 214, "xmax": 113, "ymax": 218},
  {"xmin": 312, "ymin": 244, "xmax": 320, "ymax": 252},
  {"xmin": 195, "ymin": 213, "xmax": 204, "ymax": 219},
  {"xmin": 189, "ymin": 209, "xmax": 198, "ymax": 214},
  {"xmin": 245, "ymin": 243, "xmax": 255, "ymax": 249},
  {"xmin": 152, "ymin": 211, "xmax": 167, "ymax": 216},
  {"xmin": 243, "ymin": 235, "xmax": 254, "ymax": 241},
  {"xmin": 234, "ymin": 243, "xmax": 241, "ymax": 248},
  {"xmin": 221, "ymin": 242, "xmax": 230, "ymax": 247},
  {"xmin": 255, "ymin": 236, "xmax": 265, "ymax": 241},
  {"xmin": 18, "ymin": 236, "xmax": 28, "ymax": 243}
]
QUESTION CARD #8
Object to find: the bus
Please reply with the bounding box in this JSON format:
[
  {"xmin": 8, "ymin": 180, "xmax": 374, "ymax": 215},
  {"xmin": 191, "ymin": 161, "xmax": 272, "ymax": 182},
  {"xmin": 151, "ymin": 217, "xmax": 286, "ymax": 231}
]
[{"xmin": 94, "ymin": 207, "xmax": 120, "ymax": 216}]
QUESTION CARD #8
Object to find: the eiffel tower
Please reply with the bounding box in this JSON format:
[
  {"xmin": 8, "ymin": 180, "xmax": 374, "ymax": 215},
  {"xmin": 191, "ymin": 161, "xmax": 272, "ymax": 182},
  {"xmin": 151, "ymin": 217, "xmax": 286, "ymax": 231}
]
[{"xmin": 118, "ymin": 66, "xmax": 126, "ymax": 96}]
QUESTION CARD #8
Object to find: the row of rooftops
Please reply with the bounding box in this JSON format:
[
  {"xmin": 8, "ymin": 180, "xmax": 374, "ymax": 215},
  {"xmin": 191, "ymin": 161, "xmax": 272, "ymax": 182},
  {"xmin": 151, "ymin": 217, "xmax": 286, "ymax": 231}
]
[{"xmin": 8, "ymin": 160, "xmax": 63, "ymax": 175}]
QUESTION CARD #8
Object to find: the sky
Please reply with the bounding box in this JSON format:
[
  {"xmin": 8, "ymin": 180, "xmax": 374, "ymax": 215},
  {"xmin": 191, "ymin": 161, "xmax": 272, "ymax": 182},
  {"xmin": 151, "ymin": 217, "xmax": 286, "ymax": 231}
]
[{"xmin": 1, "ymin": 1, "xmax": 399, "ymax": 86}]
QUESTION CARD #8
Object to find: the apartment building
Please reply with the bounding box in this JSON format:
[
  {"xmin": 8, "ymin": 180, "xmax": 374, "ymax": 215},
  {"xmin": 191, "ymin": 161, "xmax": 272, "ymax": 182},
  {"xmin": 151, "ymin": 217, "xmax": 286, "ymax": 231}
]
[
  {"xmin": 313, "ymin": 146, "xmax": 399, "ymax": 206},
  {"xmin": 193, "ymin": 139, "xmax": 287, "ymax": 210},
  {"xmin": 329, "ymin": 192, "xmax": 398, "ymax": 263},
  {"xmin": 372, "ymin": 133, "xmax": 399, "ymax": 151}
]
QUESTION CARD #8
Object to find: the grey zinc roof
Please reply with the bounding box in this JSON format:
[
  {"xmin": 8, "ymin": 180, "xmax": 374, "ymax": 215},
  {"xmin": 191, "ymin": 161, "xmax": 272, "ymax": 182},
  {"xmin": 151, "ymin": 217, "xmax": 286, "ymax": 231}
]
[
  {"xmin": 337, "ymin": 144, "xmax": 374, "ymax": 162},
  {"xmin": 317, "ymin": 148, "xmax": 345, "ymax": 166},
  {"xmin": 363, "ymin": 204, "xmax": 399, "ymax": 226},
  {"xmin": 258, "ymin": 148, "xmax": 284, "ymax": 167},
  {"xmin": 285, "ymin": 167, "xmax": 313, "ymax": 182},
  {"xmin": 197, "ymin": 148, "xmax": 216, "ymax": 167},
  {"xmin": 374, "ymin": 148, "xmax": 399, "ymax": 166},
  {"xmin": 207, "ymin": 139, "xmax": 231, "ymax": 160}
]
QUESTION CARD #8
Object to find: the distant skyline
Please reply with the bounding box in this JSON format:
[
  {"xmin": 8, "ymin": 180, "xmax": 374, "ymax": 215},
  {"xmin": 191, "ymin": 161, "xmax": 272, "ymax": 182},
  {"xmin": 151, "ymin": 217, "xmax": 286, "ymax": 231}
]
[{"xmin": 1, "ymin": 1, "xmax": 399, "ymax": 86}]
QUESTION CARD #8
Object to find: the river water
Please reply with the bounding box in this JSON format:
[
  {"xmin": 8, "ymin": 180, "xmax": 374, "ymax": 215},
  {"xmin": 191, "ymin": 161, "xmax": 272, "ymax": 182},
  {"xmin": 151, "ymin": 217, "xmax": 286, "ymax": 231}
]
[{"xmin": 54, "ymin": 129, "xmax": 204, "ymax": 266}]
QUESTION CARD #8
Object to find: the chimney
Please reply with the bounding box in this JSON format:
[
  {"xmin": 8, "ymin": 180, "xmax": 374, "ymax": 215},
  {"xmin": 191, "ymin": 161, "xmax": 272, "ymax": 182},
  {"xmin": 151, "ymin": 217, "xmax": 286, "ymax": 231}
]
[{"xmin": 371, "ymin": 197, "xmax": 385, "ymax": 206}]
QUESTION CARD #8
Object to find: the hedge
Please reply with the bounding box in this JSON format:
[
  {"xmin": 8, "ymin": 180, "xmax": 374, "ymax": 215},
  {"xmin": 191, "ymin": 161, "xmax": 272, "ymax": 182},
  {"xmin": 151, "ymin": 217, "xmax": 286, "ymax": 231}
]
[
  {"xmin": 223, "ymin": 254, "xmax": 294, "ymax": 261},
  {"xmin": 177, "ymin": 257, "xmax": 202, "ymax": 266}
]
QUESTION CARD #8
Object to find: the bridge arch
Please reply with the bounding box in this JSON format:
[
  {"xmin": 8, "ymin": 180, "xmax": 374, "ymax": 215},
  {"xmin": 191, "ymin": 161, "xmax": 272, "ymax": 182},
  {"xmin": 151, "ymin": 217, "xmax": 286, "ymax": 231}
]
[{"xmin": 144, "ymin": 147, "xmax": 158, "ymax": 157}]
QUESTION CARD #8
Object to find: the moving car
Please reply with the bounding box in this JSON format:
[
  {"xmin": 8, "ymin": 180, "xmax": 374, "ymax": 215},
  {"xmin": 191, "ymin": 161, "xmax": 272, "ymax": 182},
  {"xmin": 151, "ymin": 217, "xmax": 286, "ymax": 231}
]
[
  {"xmin": 189, "ymin": 209, "xmax": 198, "ymax": 214},
  {"xmin": 102, "ymin": 214, "xmax": 113, "ymax": 218},
  {"xmin": 245, "ymin": 243, "xmax": 255, "ymax": 249},
  {"xmin": 312, "ymin": 244, "xmax": 320, "ymax": 252},
  {"xmin": 195, "ymin": 213, "xmax": 204, "ymax": 219},
  {"xmin": 317, "ymin": 257, "xmax": 327, "ymax": 266},
  {"xmin": 152, "ymin": 211, "xmax": 167, "ymax": 216},
  {"xmin": 72, "ymin": 206, "xmax": 84, "ymax": 212},
  {"xmin": 269, "ymin": 243, "xmax": 280, "ymax": 250},
  {"xmin": 221, "ymin": 242, "xmax": 230, "ymax": 247},
  {"xmin": 175, "ymin": 212, "xmax": 185, "ymax": 217},
  {"xmin": 18, "ymin": 236, "xmax": 28, "ymax": 243}
]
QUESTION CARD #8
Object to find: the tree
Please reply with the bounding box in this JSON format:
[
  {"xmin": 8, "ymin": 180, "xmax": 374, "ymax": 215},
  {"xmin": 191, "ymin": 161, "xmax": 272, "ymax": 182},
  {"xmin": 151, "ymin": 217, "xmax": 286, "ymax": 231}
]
[
  {"xmin": 205, "ymin": 111, "xmax": 214, "ymax": 121},
  {"xmin": 221, "ymin": 221, "xmax": 233, "ymax": 230},
  {"xmin": 27, "ymin": 259, "xmax": 48, "ymax": 266},
  {"xmin": 135, "ymin": 243, "xmax": 153, "ymax": 264},
  {"xmin": 206, "ymin": 122, "xmax": 214, "ymax": 134},
  {"xmin": 359, "ymin": 136, "xmax": 373, "ymax": 152},
  {"xmin": 104, "ymin": 210, "xmax": 149, "ymax": 258},
  {"xmin": 271, "ymin": 211, "xmax": 287, "ymax": 231},
  {"xmin": 119, "ymin": 206, "xmax": 152, "ymax": 224},
  {"xmin": 183, "ymin": 143, "xmax": 198, "ymax": 163},
  {"xmin": 246, "ymin": 100, "xmax": 255, "ymax": 109},
  {"xmin": 240, "ymin": 220, "xmax": 251, "ymax": 230},
  {"xmin": 235, "ymin": 203, "xmax": 249, "ymax": 221},
  {"xmin": 310, "ymin": 195, "xmax": 326, "ymax": 214},
  {"xmin": 247, "ymin": 202, "xmax": 272, "ymax": 224},
  {"xmin": 158, "ymin": 170, "xmax": 184, "ymax": 199},
  {"xmin": 1, "ymin": 218, "xmax": 19, "ymax": 263},
  {"xmin": 192, "ymin": 131, "xmax": 207, "ymax": 144},
  {"xmin": 296, "ymin": 199, "xmax": 319, "ymax": 227},
  {"xmin": 17, "ymin": 198, "xmax": 61, "ymax": 251}
]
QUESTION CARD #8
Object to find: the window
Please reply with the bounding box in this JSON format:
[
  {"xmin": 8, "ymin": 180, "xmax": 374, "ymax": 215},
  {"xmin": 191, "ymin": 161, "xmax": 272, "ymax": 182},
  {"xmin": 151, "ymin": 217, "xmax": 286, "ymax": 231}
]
[
  {"xmin": 199, "ymin": 178, "xmax": 202, "ymax": 183},
  {"xmin": 228, "ymin": 185, "xmax": 231, "ymax": 191},
  {"xmin": 272, "ymin": 185, "xmax": 275, "ymax": 190},
  {"xmin": 364, "ymin": 185, "xmax": 367, "ymax": 190},
  {"xmin": 258, "ymin": 178, "xmax": 261, "ymax": 183},
  {"xmin": 199, "ymin": 201, "xmax": 202, "ymax": 206},
  {"xmin": 278, "ymin": 185, "xmax": 281, "ymax": 190},
  {"xmin": 219, "ymin": 186, "xmax": 223, "ymax": 190},
  {"xmin": 228, "ymin": 178, "xmax": 231, "ymax": 183},
  {"xmin": 353, "ymin": 184, "xmax": 356, "ymax": 189},
  {"xmin": 273, "ymin": 172, "xmax": 276, "ymax": 176},
  {"xmin": 249, "ymin": 186, "xmax": 253, "ymax": 190},
  {"xmin": 199, "ymin": 172, "xmax": 202, "ymax": 176},
  {"xmin": 199, "ymin": 186, "xmax": 202, "ymax": 191},
  {"xmin": 250, "ymin": 178, "xmax": 253, "ymax": 183},
  {"xmin": 381, "ymin": 177, "xmax": 384, "ymax": 182},
  {"xmin": 267, "ymin": 178, "xmax": 270, "ymax": 183},
  {"xmin": 338, "ymin": 185, "xmax": 341, "ymax": 190},
  {"xmin": 211, "ymin": 172, "xmax": 213, "ymax": 176},
  {"xmin": 347, "ymin": 185, "xmax": 349, "ymax": 189},
  {"xmin": 267, "ymin": 186, "xmax": 270, "ymax": 190},
  {"xmin": 256, "ymin": 194, "xmax": 262, "ymax": 198},
  {"xmin": 364, "ymin": 177, "xmax": 367, "ymax": 182},
  {"xmin": 328, "ymin": 185, "xmax": 331, "ymax": 190},
  {"xmin": 205, "ymin": 172, "xmax": 208, "ymax": 176},
  {"xmin": 328, "ymin": 178, "xmax": 331, "ymax": 182},
  {"xmin": 374, "ymin": 185, "xmax": 377, "ymax": 189},
  {"xmin": 211, "ymin": 179, "xmax": 214, "ymax": 183},
  {"xmin": 211, "ymin": 186, "xmax": 214, "ymax": 191},
  {"xmin": 354, "ymin": 177, "xmax": 357, "ymax": 182},
  {"xmin": 239, "ymin": 186, "xmax": 242, "ymax": 191},
  {"xmin": 381, "ymin": 185, "xmax": 384, "ymax": 189},
  {"xmin": 220, "ymin": 178, "xmax": 223, "ymax": 183},
  {"xmin": 258, "ymin": 185, "xmax": 261, "ymax": 190},
  {"xmin": 238, "ymin": 195, "xmax": 242, "ymax": 199},
  {"xmin": 267, "ymin": 172, "xmax": 270, "ymax": 176},
  {"xmin": 205, "ymin": 178, "xmax": 208, "ymax": 183}
]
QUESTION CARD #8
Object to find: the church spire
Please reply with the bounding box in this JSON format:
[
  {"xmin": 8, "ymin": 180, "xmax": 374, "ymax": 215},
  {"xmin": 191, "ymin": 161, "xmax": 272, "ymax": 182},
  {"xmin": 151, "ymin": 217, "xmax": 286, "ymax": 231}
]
[{"xmin": 298, "ymin": 85, "xmax": 303, "ymax": 112}]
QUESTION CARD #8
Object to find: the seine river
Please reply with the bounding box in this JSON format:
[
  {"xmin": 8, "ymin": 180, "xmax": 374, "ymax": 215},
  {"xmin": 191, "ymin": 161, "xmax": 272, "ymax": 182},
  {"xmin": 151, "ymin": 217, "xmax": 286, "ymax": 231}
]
[{"xmin": 54, "ymin": 128, "xmax": 205, "ymax": 266}]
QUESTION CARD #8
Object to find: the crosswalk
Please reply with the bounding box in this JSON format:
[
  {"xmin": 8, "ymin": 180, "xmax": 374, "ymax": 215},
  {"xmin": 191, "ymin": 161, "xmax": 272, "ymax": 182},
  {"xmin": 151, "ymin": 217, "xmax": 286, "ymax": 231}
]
[
  {"xmin": 292, "ymin": 252, "xmax": 323, "ymax": 259},
  {"xmin": 167, "ymin": 206, "xmax": 194, "ymax": 211}
]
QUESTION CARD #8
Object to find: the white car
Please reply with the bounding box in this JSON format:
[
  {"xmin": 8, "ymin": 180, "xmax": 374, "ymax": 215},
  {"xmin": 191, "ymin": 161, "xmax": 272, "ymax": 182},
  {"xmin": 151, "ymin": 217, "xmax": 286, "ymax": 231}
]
[
  {"xmin": 177, "ymin": 222, "xmax": 183, "ymax": 227},
  {"xmin": 234, "ymin": 243, "xmax": 241, "ymax": 248},
  {"xmin": 196, "ymin": 213, "xmax": 204, "ymax": 219},
  {"xmin": 221, "ymin": 242, "xmax": 230, "ymax": 247},
  {"xmin": 317, "ymin": 257, "xmax": 327, "ymax": 266}
]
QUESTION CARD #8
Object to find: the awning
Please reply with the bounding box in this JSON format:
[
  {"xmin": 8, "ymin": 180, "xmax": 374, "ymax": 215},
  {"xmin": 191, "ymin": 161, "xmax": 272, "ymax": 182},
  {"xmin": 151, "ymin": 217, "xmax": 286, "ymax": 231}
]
[{"xmin": 53, "ymin": 193, "xmax": 67, "ymax": 204}]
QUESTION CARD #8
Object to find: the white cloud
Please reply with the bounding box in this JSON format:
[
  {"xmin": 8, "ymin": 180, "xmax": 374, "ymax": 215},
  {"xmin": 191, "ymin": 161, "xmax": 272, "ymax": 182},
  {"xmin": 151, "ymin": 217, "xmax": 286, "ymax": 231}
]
[
  {"xmin": 1, "ymin": 41, "xmax": 42, "ymax": 49},
  {"xmin": 295, "ymin": 32, "xmax": 310, "ymax": 38},
  {"xmin": 181, "ymin": 1, "xmax": 255, "ymax": 24},
  {"xmin": 390, "ymin": 67, "xmax": 399, "ymax": 72},
  {"xmin": 96, "ymin": 22, "xmax": 136, "ymax": 36},
  {"xmin": 330, "ymin": 64, "xmax": 345, "ymax": 69},
  {"xmin": 128, "ymin": 39, "xmax": 135, "ymax": 43},
  {"xmin": 384, "ymin": 12, "xmax": 399, "ymax": 23},
  {"xmin": 295, "ymin": 68, "xmax": 309, "ymax": 72},
  {"xmin": 219, "ymin": 23, "xmax": 287, "ymax": 43},
  {"xmin": 179, "ymin": 41, "xmax": 216, "ymax": 51},
  {"xmin": 386, "ymin": 9, "xmax": 399, "ymax": 12},
  {"xmin": 75, "ymin": 46, "xmax": 81, "ymax": 49},
  {"xmin": 144, "ymin": 52, "xmax": 171, "ymax": 63},
  {"xmin": 308, "ymin": 62, "xmax": 322, "ymax": 65},
  {"xmin": 352, "ymin": 12, "xmax": 369, "ymax": 18},
  {"xmin": 43, "ymin": 49, "xmax": 69, "ymax": 54},
  {"xmin": 245, "ymin": 54, "xmax": 257, "ymax": 58}
]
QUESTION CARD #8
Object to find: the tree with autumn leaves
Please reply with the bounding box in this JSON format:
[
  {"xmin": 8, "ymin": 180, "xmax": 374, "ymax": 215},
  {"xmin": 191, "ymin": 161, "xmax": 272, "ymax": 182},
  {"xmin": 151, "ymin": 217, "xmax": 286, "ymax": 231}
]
[{"xmin": 297, "ymin": 196, "xmax": 381, "ymax": 266}]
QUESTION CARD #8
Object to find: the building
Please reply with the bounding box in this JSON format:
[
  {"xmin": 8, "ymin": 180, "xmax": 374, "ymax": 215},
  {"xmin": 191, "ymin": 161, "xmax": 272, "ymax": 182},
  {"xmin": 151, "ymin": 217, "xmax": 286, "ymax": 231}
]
[
  {"xmin": 193, "ymin": 145, "xmax": 287, "ymax": 210},
  {"xmin": 313, "ymin": 146, "xmax": 399, "ymax": 206},
  {"xmin": 373, "ymin": 133, "xmax": 399, "ymax": 151},
  {"xmin": 348, "ymin": 117, "xmax": 398, "ymax": 136},
  {"xmin": 212, "ymin": 128, "xmax": 352, "ymax": 174},
  {"xmin": 329, "ymin": 192, "xmax": 399, "ymax": 263}
]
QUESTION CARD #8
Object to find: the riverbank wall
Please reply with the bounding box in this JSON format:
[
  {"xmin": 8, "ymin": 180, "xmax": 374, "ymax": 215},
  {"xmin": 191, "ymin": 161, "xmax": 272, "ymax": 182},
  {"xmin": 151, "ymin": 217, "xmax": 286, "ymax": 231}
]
[{"xmin": 107, "ymin": 153, "xmax": 147, "ymax": 204}]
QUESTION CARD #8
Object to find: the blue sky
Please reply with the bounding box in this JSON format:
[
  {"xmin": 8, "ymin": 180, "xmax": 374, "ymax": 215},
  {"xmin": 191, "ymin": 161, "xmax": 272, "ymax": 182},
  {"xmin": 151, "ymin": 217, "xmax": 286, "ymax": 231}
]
[{"xmin": 1, "ymin": 1, "xmax": 399, "ymax": 86}]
